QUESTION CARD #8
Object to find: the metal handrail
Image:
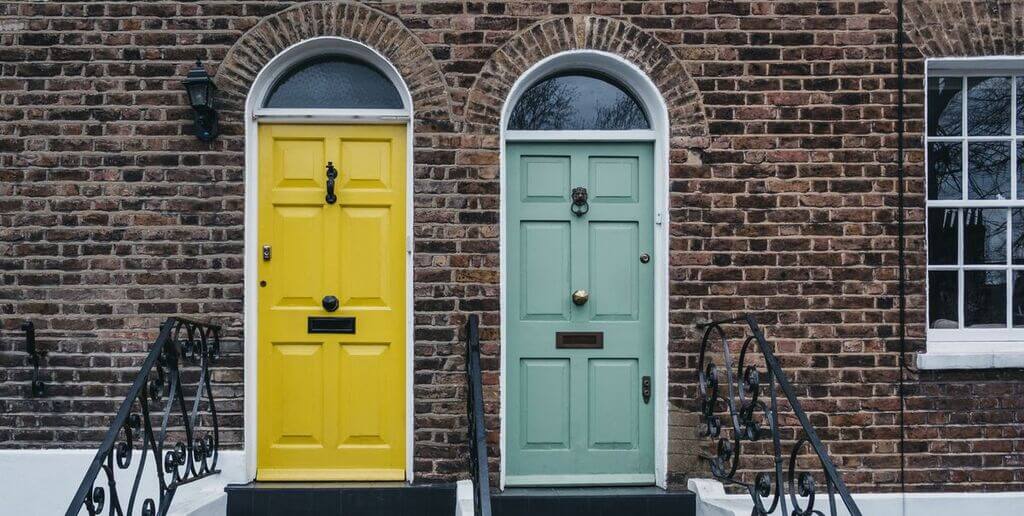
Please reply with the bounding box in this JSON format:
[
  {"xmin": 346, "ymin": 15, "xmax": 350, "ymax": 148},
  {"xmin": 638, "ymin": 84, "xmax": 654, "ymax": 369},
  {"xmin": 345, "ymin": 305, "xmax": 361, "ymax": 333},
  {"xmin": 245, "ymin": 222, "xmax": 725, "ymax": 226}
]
[
  {"xmin": 696, "ymin": 315, "xmax": 861, "ymax": 516},
  {"xmin": 66, "ymin": 317, "xmax": 221, "ymax": 516},
  {"xmin": 465, "ymin": 314, "xmax": 492, "ymax": 516}
]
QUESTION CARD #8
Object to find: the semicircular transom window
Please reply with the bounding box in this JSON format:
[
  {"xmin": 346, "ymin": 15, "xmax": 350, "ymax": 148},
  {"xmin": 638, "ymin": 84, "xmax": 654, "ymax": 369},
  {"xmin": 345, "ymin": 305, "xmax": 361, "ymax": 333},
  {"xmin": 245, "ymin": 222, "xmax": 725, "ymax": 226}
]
[
  {"xmin": 263, "ymin": 55, "xmax": 404, "ymax": 109},
  {"xmin": 508, "ymin": 73, "xmax": 649, "ymax": 130}
]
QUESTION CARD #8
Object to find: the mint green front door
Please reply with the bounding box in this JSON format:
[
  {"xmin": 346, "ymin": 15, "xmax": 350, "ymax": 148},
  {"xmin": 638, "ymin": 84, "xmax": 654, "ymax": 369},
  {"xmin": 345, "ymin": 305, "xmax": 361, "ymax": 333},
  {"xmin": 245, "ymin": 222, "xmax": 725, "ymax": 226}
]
[{"xmin": 506, "ymin": 141, "xmax": 655, "ymax": 486}]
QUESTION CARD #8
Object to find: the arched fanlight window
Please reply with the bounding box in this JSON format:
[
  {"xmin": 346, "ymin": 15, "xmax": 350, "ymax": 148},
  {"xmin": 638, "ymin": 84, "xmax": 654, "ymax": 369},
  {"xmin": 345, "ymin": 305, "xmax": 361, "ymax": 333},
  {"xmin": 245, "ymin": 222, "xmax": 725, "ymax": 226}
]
[
  {"xmin": 263, "ymin": 55, "xmax": 404, "ymax": 109},
  {"xmin": 508, "ymin": 72, "xmax": 649, "ymax": 130}
]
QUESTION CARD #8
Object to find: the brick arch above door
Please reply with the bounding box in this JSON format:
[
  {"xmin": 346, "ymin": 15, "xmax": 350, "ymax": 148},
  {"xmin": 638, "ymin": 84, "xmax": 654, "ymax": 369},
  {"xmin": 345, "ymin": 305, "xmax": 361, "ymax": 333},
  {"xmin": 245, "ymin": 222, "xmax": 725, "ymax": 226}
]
[
  {"xmin": 463, "ymin": 15, "xmax": 710, "ymax": 147},
  {"xmin": 215, "ymin": 0, "xmax": 454, "ymax": 128}
]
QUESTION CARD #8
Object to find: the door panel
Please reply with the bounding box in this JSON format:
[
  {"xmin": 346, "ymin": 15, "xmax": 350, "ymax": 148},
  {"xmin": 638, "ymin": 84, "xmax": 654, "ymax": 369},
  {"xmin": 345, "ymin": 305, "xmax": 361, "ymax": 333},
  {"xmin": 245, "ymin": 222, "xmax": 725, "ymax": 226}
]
[
  {"xmin": 520, "ymin": 222, "xmax": 572, "ymax": 320},
  {"xmin": 589, "ymin": 222, "xmax": 639, "ymax": 320},
  {"xmin": 587, "ymin": 358, "xmax": 638, "ymax": 450},
  {"xmin": 520, "ymin": 358, "xmax": 571, "ymax": 450},
  {"xmin": 507, "ymin": 142, "xmax": 654, "ymax": 486},
  {"xmin": 258, "ymin": 124, "xmax": 406, "ymax": 481}
]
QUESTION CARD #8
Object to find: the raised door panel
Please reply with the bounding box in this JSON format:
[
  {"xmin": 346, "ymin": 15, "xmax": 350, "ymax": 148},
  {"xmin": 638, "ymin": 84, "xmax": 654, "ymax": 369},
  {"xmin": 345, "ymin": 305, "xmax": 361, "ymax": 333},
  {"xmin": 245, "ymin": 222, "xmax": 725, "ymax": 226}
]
[
  {"xmin": 268, "ymin": 342, "xmax": 325, "ymax": 447},
  {"xmin": 273, "ymin": 138, "xmax": 325, "ymax": 190},
  {"xmin": 340, "ymin": 140, "xmax": 391, "ymax": 191},
  {"xmin": 271, "ymin": 206, "xmax": 324, "ymax": 309},
  {"xmin": 337, "ymin": 343, "xmax": 390, "ymax": 446},
  {"xmin": 338, "ymin": 207, "xmax": 390, "ymax": 309}
]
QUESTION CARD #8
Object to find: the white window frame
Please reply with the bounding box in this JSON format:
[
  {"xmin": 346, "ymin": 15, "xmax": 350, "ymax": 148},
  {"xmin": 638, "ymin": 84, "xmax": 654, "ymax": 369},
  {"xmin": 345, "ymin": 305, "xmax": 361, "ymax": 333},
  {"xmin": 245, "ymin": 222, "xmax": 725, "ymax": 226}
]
[{"xmin": 921, "ymin": 57, "xmax": 1024, "ymax": 369}]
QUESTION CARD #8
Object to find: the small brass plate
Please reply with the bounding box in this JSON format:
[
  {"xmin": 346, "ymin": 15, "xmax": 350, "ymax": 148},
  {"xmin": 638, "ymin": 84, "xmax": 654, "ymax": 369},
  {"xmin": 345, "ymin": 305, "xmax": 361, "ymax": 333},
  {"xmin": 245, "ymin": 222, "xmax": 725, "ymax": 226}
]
[{"xmin": 555, "ymin": 331, "xmax": 604, "ymax": 349}]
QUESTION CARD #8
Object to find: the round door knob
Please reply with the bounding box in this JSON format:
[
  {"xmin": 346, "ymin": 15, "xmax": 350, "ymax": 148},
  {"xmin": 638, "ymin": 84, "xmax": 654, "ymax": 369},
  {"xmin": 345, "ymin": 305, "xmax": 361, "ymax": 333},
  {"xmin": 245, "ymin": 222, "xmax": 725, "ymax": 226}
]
[
  {"xmin": 572, "ymin": 289, "xmax": 589, "ymax": 306},
  {"xmin": 322, "ymin": 295, "xmax": 339, "ymax": 312}
]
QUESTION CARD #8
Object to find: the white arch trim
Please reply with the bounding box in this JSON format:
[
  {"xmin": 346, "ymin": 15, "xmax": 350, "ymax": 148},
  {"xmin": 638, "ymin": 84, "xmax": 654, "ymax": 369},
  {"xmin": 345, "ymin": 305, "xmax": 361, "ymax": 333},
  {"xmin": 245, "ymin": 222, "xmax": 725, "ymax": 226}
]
[
  {"xmin": 242, "ymin": 36, "xmax": 415, "ymax": 481},
  {"xmin": 499, "ymin": 50, "xmax": 671, "ymax": 489}
]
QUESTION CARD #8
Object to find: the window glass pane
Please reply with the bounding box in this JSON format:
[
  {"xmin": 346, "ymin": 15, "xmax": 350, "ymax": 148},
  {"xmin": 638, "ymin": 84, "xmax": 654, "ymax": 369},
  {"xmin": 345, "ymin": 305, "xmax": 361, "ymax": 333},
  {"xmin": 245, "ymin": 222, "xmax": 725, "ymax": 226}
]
[
  {"xmin": 964, "ymin": 270, "xmax": 1006, "ymax": 328},
  {"xmin": 929, "ymin": 271, "xmax": 958, "ymax": 329},
  {"xmin": 967, "ymin": 76, "xmax": 1011, "ymax": 136},
  {"xmin": 967, "ymin": 141, "xmax": 1010, "ymax": 200},
  {"xmin": 1013, "ymin": 209, "xmax": 1024, "ymax": 265},
  {"xmin": 964, "ymin": 208, "xmax": 1006, "ymax": 265},
  {"xmin": 928, "ymin": 76, "xmax": 962, "ymax": 136},
  {"xmin": 1018, "ymin": 77, "xmax": 1024, "ymax": 135},
  {"xmin": 1015, "ymin": 271, "xmax": 1024, "ymax": 328},
  {"xmin": 928, "ymin": 208, "xmax": 958, "ymax": 265},
  {"xmin": 507, "ymin": 73, "xmax": 649, "ymax": 130},
  {"xmin": 1018, "ymin": 142, "xmax": 1024, "ymax": 200},
  {"xmin": 263, "ymin": 56, "xmax": 404, "ymax": 109},
  {"xmin": 927, "ymin": 142, "xmax": 962, "ymax": 200}
]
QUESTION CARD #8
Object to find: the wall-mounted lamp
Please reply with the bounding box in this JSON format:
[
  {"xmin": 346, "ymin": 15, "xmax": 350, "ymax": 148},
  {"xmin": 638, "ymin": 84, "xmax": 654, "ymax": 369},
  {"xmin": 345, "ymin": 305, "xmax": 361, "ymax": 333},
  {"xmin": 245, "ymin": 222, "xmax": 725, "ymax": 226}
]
[{"xmin": 182, "ymin": 59, "xmax": 218, "ymax": 142}]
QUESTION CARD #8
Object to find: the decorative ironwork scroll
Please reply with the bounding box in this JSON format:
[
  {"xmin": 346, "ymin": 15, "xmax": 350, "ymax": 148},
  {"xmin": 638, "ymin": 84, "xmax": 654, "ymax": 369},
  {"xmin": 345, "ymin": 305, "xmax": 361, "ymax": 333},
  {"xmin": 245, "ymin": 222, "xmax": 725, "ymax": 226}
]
[
  {"xmin": 697, "ymin": 315, "xmax": 861, "ymax": 516},
  {"xmin": 66, "ymin": 317, "xmax": 221, "ymax": 516},
  {"xmin": 465, "ymin": 314, "xmax": 492, "ymax": 516}
]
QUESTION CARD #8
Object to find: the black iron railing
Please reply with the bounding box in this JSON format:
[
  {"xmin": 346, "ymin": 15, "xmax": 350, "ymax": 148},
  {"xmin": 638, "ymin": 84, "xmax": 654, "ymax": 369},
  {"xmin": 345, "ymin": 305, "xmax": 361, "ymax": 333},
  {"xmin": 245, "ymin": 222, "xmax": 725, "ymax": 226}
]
[
  {"xmin": 66, "ymin": 317, "xmax": 221, "ymax": 516},
  {"xmin": 465, "ymin": 314, "xmax": 492, "ymax": 516},
  {"xmin": 697, "ymin": 315, "xmax": 861, "ymax": 516}
]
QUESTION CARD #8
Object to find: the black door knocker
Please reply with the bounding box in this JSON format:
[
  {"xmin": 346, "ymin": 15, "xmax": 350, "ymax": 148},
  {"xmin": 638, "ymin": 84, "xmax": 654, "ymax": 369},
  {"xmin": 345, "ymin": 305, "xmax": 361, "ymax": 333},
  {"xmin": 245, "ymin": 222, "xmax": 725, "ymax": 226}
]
[
  {"xmin": 325, "ymin": 162, "xmax": 338, "ymax": 204},
  {"xmin": 570, "ymin": 186, "xmax": 589, "ymax": 217}
]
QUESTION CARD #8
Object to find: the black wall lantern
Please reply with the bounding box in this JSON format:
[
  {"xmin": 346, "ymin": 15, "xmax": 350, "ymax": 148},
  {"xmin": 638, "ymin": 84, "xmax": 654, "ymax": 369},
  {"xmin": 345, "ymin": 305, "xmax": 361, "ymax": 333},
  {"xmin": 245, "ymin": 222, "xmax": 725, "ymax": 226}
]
[{"xmin": 182, "ymin": 59, "xmax": 218, "ymax": 142}]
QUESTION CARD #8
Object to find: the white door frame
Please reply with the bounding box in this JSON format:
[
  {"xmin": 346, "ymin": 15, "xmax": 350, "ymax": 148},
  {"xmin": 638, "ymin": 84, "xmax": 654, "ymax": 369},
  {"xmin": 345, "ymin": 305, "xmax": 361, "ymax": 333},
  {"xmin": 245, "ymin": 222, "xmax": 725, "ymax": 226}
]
[
  {"xmin": 242, "ymin": 36, "xmax": 415, "ymax": 481},
  {"xmin": 499, "ymin": 50, "xmax": 671, "ymax": 489}
]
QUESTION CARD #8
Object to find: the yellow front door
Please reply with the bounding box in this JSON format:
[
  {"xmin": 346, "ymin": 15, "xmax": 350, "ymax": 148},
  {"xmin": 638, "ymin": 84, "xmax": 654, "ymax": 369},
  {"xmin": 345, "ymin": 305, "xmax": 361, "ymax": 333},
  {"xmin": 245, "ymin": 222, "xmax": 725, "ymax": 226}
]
[{"xmin": 257, "ymin": 123, "xmax": 406, "ymax": 481}]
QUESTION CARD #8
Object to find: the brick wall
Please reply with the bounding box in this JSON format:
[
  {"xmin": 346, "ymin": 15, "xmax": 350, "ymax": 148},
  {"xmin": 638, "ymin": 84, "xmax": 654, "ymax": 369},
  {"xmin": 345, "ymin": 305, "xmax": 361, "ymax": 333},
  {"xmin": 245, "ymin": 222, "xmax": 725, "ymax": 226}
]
[{"xmin": 1, "ymin": 0, "xmax": 1022, "ymax": 491}]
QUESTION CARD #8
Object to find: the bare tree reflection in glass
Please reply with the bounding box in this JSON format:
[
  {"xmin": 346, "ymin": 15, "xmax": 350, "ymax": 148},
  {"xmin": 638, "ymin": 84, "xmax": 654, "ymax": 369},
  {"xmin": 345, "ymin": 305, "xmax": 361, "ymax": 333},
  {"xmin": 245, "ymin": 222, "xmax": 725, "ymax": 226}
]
[{"xmin": 508, "ymin": 73, "xmax": 649, "ymax": 130}]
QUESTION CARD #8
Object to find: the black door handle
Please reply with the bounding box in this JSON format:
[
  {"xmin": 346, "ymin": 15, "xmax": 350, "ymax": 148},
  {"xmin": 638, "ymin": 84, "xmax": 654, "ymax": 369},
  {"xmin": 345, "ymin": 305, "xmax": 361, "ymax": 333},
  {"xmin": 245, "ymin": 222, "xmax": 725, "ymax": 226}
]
[
  {"xmin": 325, "ymin": 162, "xmax": 337, "ymax": 204},
  {"xmin": 322, "ymin": 295, "xmax": 339, "ymax": 312}
]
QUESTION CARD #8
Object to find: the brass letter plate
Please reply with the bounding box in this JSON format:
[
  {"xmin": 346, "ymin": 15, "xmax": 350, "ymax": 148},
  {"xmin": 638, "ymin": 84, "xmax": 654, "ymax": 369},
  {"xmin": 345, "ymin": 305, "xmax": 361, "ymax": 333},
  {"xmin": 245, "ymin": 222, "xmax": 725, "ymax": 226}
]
[
  {"xmin": 555, "ymin": 331, "xmax": 603, "ymax": 349},
  {"xmin": 308, "ymin": 316, "xmax": 356, "ymax": 334}
]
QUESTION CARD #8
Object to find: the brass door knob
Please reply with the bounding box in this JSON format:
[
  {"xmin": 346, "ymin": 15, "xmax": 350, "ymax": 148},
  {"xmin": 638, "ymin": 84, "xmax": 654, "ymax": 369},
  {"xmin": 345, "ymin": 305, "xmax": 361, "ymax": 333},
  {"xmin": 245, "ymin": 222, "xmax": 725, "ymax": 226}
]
[{"xmin": 572, "ymin": 289, "xmax": 589, "ymax": 306}]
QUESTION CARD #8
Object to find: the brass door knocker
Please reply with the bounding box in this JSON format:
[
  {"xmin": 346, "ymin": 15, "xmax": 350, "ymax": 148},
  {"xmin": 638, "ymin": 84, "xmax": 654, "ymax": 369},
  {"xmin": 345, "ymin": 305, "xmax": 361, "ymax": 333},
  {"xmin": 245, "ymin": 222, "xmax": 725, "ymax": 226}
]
[{"xmin": 571, "ymin": 186, "xmax": 589, "ymax": 217}]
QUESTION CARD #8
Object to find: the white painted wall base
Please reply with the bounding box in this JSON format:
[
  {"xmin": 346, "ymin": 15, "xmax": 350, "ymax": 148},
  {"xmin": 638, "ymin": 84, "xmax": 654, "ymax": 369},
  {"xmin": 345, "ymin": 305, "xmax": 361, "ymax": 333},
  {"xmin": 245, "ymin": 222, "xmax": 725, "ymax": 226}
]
[
  {"xmin": 689, "ymin": 478, "xmax": 1024, "ymax": 516},
  {"xmin": 0, "ymin": 449, "xmax": 245, "ymax": 516},
  {"xmin": 455, "ymin": 479, "xmax": 474, "ymax": 516}
]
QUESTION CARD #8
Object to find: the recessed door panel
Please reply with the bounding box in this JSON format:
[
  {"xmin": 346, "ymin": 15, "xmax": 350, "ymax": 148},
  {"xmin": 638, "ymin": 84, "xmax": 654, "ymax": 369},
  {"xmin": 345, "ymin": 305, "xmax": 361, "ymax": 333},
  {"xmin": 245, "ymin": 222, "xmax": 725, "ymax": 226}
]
[
  {"xmin": 258, "ymin": 124, "xmax": 406, "ymax": 481},
  {"xmin": 522, "ymin": 156, "xmax": 571, "ymax": 201},
  {"xmin": 589, "ymin": 156, "xmax": 638, "ymax": 203},
  {"xmin": 520, "ymin": 358, "xmax": 572, "ymax": 450},
  {"xmin": 588, "ymin": 359, "xmax": 639, "ymax": 450},
  {"xmin": 520, "ymin": 221, "xmax": 571, "ymax": 320},
  {"xmin": 507, "ymin": 142, "xmax": 654, "ymax": 485},
  {"xmin": 589, "ymin": 222, "xmax": 639, "ymax": 321}
]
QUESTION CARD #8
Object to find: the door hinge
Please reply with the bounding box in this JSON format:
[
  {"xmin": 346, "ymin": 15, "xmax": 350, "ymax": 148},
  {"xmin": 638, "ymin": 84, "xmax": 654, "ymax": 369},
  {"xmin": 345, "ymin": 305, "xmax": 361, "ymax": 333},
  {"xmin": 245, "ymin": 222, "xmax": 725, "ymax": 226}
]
[
  {"xmin": 262, "ymin": 245, "xmax": 271, "ymax": 261},
  {"xmin": 655, "ymin": 212, "xmax": 664, "ymax": 225},
  {"xmin": 642, "ymin": 376, "xmax": 651, "ymax": 404}
]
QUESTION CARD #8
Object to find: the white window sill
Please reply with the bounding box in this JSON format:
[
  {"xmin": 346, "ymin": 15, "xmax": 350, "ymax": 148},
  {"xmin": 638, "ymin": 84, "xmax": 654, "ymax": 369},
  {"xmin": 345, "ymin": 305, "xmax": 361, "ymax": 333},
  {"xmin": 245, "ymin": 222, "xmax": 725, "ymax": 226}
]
[{"xmin": 917, "ymin": 350, "xmax": 1024, "ymax": 370}]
